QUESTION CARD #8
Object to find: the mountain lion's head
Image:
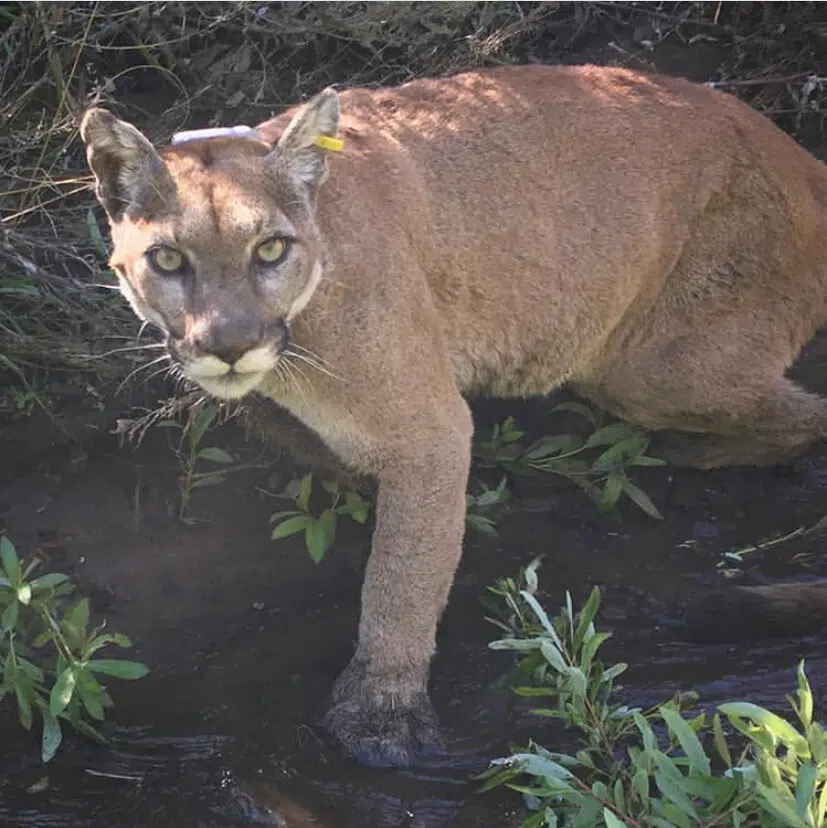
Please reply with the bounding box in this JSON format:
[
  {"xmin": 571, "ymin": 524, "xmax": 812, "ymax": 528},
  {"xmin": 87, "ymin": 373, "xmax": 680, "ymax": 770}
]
[{"xmin": 80, "ymin": 89, "xmax": 340, "ymax": 399}]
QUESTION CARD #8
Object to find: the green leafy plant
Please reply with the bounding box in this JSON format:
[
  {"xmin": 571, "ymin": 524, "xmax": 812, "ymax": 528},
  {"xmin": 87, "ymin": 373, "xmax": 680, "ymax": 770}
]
[
  {"xmin": 473, "ymin": 416, "xmax": 527, "ymax": 470},
  {"xmin": 158, "ymin": 402, "xmax": 242, "ymax": 520},
  {"xmin": 466, "ymin": 476, "xmax": 511, "ymax": 538},
  {"xmin": 0, "ymin": 536, "xmax": 148, "ymax": 762},
  {"xmin": 479, "ymin": 560, "xmax": 827, "ymax": 827},
  {"xmin": 268, "ymin": 472, "xmax": 371, "ymax": 563},
  {"xmin": 472, "ymin": 403, "xmax": 666, "ymax": 519}
]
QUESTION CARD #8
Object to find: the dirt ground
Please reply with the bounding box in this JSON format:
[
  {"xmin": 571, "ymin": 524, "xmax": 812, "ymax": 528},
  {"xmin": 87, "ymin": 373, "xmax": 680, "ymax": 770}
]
[{"xmin": 3, "ymin": 4, "xmax": 827, "ymax": 827}]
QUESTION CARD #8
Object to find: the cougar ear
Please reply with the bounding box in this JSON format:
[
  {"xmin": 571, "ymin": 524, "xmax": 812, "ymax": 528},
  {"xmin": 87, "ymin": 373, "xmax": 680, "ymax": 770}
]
[
  {"xmin": 274, "ymin": 87, "xmax": 340, "ymax": 192},
  {"xmin": 80, "ymin": 108, "xmax": 173, "ymax": 222}
]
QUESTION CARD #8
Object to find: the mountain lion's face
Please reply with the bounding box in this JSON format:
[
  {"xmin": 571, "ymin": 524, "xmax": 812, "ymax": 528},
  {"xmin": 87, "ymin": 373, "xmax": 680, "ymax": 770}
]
[{"xmin": 81, "ymin": 90, "xmax": 340, "ymax": 400}]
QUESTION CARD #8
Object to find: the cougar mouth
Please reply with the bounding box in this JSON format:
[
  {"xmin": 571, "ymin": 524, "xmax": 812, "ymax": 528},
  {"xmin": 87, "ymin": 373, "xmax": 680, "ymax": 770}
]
[
  {"xmin": 186, "ymin": 365, "xmax": 271, "ymax": 400},
  {"xmin": 165, "ymin": 329, "xmax": 284, "ymax": 400}
]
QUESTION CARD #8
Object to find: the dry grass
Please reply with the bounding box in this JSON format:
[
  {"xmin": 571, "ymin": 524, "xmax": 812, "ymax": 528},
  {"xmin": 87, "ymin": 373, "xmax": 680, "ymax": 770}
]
[{"xmin": 1, "ymin": 1, "xmax": 826, "ymax": 417}]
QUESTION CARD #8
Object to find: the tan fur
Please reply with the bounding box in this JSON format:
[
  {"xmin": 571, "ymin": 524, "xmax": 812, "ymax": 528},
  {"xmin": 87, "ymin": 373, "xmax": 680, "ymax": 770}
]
[{"xmin": 81, "ymin": 64, "xmax": 827, "ymax": 766}]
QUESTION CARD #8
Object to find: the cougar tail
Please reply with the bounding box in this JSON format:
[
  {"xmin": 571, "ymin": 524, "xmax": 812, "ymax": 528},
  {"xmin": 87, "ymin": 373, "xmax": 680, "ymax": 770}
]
[{"xmin": 682, "ymin": 580, "xmax": 827, "ymax": 643}]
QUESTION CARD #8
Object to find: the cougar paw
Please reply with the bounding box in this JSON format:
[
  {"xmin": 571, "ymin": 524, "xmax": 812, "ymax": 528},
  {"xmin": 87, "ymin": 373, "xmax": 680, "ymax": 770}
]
[
  {"xmin": 322, "ymin": 660, "xmax": 443, "ymax": 767},
  {"xmin": 323, "ymin": 693, "xmax": 443, "ymax": 767}
]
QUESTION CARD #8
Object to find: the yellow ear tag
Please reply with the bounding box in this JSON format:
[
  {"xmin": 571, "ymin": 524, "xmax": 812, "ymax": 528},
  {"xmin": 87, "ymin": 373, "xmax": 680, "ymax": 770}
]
[{"xmin": 313, "ymin": 134, "xmax": 344, "ymax": 152}]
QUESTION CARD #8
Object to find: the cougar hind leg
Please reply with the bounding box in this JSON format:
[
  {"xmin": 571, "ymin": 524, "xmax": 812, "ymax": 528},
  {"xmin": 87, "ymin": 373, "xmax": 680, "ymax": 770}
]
[
  {"xmin": 650, "ymin": 379, "xmax": 827, "ymax": 469},
  {"xmin": 587, "ymin": 325, "xmax": 827, "ymax": 470}
]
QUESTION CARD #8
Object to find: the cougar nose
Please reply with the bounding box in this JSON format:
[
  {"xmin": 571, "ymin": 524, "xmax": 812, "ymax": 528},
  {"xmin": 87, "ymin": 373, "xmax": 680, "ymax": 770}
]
[{"xmin": 195, "ymin": 321, "xmax": 265, "ymax": 366}]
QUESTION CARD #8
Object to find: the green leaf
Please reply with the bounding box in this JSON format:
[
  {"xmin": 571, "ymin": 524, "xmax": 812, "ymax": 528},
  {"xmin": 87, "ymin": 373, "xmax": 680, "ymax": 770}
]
[
  {"xmin": 621, "ymin": 479, "xmax": 663, "ymax": 520},
  {"xmin": 271, "ymin": 515, "xmax": 310, "ymax": 540},
  {"xmin": 30, "ymin": 573, "xmax": 70, "ymax": 591},
  {"xmin": 2, "ymin": 600, "xmax": 19, "ymax": 631},
  {"xmin": 632, "ymin": 767, "xmax": 650, "ymax": 803},
  {"xmin": 796, "ymin": 660, "xmax": 813, "ymax": 727},
  {"xmin": 190, "ymin": 474, "xmax": 226, "ymax": 489},
  {"xmin": 523, "ymin": 434, "xmax": 583, "ymax": 461},
  {"xmin": 612, "ymin": 778, "xmax": 626, "ymax": 812},
  {"xmin": 87, "ymin": 659, "xmax": 149, "ymax": 680},
  {"xmin": 633, "ymin": 712, "xmax": 658, "ymax": 752},
  {"xmin": 343, "ymin": 491, "xmax": 369, "ymax": 523},
  {"xmin": 78, "ymin": 682, "xmax": 106, "ymax": 721},
  {"xmin": 712, "ymin": 713, "xmax": 732, "ymax": 768},
  {"xmin": 719, "ymin": 702, "xmax": 809, "ymax": 753},
  {"xmin": 573, "ymin": 586, "xmax": 601, "ymax": 652},
  {"xmin": 15, "ymin": 683, "xmax": 33, "ymax": 730},
  {"xmin": 551, "ymin": 401, "xmax": 598, "ymax": 425},
  {"xmin": 511, "ymin": 752, "xmax": 574, "ymax": 782},
  {"xmin": 585, "ymin": 422, "xmax": 639, "ymax": 449},
  {"xmin": 305, "ymin": 520, "xmax": 328, "ymax": 564},
  {"xmin": 520, "ymin": 591, "xmax": 564, "ymax": 650},
  {"xmin": 580, "ymin": 631, "xmax": 612, "ymax": 673},
  {"xmin": 599, "ymin": 471, "xmax": 625, "ymax": 511},
  {"xmin": 64, "ymin": 598, "xmax": 90, "ymax": 632},
  {"xmin": 196, "ymin": 447, "xmax": 235, "ymax": 464},
  {"xmin": 659, "ymin": 706, "xmax": 711, "ymax": 775},
  {"xmin": 755, "ymin": 783, "xmax": 810, "ymax": 828},
  {"xmin": 1, "ymin": 536, "xmax": 20, "ymax": 583},
  {"xmin": 72, "ymin": 716, "xmax": 110, "ymax": 746},
  {"xmin": 795, "ymin": 762, "xmax": 816, "ymax": 819},
  {"xmin": 539, "ymin": 640, "xmax": 569, "ymax": 673},
  {"xmin": 77, "ymin": 668, "xmax": 108, "ymax": 716},
  {"xmin": 630, "ymin": 455, "xmax": 667, "ymax": 467},
  {"xmin": 600, "ymin": 662, "xmax": 628, "ymax": 683},
  {"xmin": 41, "ymin": 708, "xmax": 62, "ymax": 762},
  {"xmin": 512, "ymin": 686, "xmax": 558, "ymax": 697},
  {"xmin": 319, "ymin": 509, "xmax": 337, "ymax": 551},
  {"xmin": 187, "ymin": 404, "xmax": 219, "ymax": 450},
  {"xmin": 321, "ymin": 479, "xmax": 340, "ymax": 496},
  {"xmin": 466, "ymin": 514, "xmax": 499, "ymax": 538},
  {"xmin": 653, "ymin": 767, "xmax": 696, "ymax": 820},
  {"xmin": 592, "ymin": 437, "xmax": 648, "ymax": 471},
  {"xmin": 50, "ymin": 667, "xmax": 77, "ymax": 715},
  {"xmin": 85, "ymin": 632, "xmax": 133, "ymax": 655},
  {"xmin": 603, "ymin": 810, "xmax": 628, "ymax": 828},
  {"xmin": 297, "ymin": 473, "xmax": 314, "ymax": 513}
]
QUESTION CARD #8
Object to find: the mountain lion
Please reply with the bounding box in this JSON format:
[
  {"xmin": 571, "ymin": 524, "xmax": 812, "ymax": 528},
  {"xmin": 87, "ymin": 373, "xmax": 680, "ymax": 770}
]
[{"xmin": 80, "ymin": 64, "xmax": 827, "ymax": 767}]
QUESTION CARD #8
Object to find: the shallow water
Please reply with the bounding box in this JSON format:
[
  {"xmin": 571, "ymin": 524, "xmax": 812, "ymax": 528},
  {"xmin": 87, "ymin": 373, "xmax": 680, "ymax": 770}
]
[{"xmin": 2, "ymin": 417, "xmax": 827, "ymax": 827}]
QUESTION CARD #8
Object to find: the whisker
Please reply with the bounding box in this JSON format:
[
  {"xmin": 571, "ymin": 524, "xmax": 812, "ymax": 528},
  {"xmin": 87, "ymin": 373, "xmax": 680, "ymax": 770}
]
[
  {"xmin": 280, "ymin": 357, "xmax": 311, "ymax": 401},
  {"xmin": 284, "ymin": 349, "xmax": 344, "ymax": 382},
  {"xmin": 286, "ymin": 341, "xmax": 335, "ymax": 370},
  {"xmin": 142, "ymin": 366, "xmax": 174, "ymax": 387},
  {"xmin": 116, "ymin": 353, "xmax": 171, "ymax": 395},
  {"xmin": 82, "ymin": 342, "xmax": 166, "ymax": 360}
]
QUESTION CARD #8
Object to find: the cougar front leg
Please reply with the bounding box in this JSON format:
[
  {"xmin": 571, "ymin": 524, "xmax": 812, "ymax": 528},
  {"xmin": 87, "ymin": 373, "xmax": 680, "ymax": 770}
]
[{"xmin": 323, "ymin": 408, "xmax": 472, "ymax": 767}]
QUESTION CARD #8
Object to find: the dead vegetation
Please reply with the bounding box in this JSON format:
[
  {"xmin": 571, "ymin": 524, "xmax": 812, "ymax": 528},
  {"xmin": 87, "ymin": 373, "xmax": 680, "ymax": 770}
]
[{"xmin": 1, "ymin": 1, "xmax": 826, "ymax": 420}]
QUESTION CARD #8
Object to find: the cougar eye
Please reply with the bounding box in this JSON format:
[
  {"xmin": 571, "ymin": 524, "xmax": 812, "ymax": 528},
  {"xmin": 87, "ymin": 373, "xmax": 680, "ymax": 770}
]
[
  {"xmin": 255, "ymin": 237, "xmax": 289, "ymax": 264},
  {"xmin": 148, "ymin": 246, "xmax": 186, "ymax": 273}
]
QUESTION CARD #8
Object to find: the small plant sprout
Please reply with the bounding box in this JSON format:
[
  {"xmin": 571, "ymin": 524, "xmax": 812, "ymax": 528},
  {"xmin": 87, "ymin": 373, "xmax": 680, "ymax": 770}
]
[
  {"xmin": 267, "ymin": 472, "xmax": 371, "ymax": 563},
  {"xmin": 480, "ymin": 560, "xmax": 827, "ymax": 828},
  {"xmin": 472, "ymin": 402, "xmax": 666, "ymax": 520},
  {"xmin": 473, "ymin": 416, "xmax": 527, "ymax": 471},
  {"xmin": 466, "ymin": 476, "xmax": 511, "ymax": 538},
  {"xmin": 157, "ymin": 402, "xmax": 243, "ymax": 521},
  {"xmin": 0, "ymin": 536, "xmax": 149, "ymax": 762}
]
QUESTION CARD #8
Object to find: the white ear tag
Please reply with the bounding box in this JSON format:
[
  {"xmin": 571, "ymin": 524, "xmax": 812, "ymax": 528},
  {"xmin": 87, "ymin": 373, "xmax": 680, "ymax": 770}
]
[{"xmin": 171, "ymin": 126, "xmax": 259, "ymax": 145}]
